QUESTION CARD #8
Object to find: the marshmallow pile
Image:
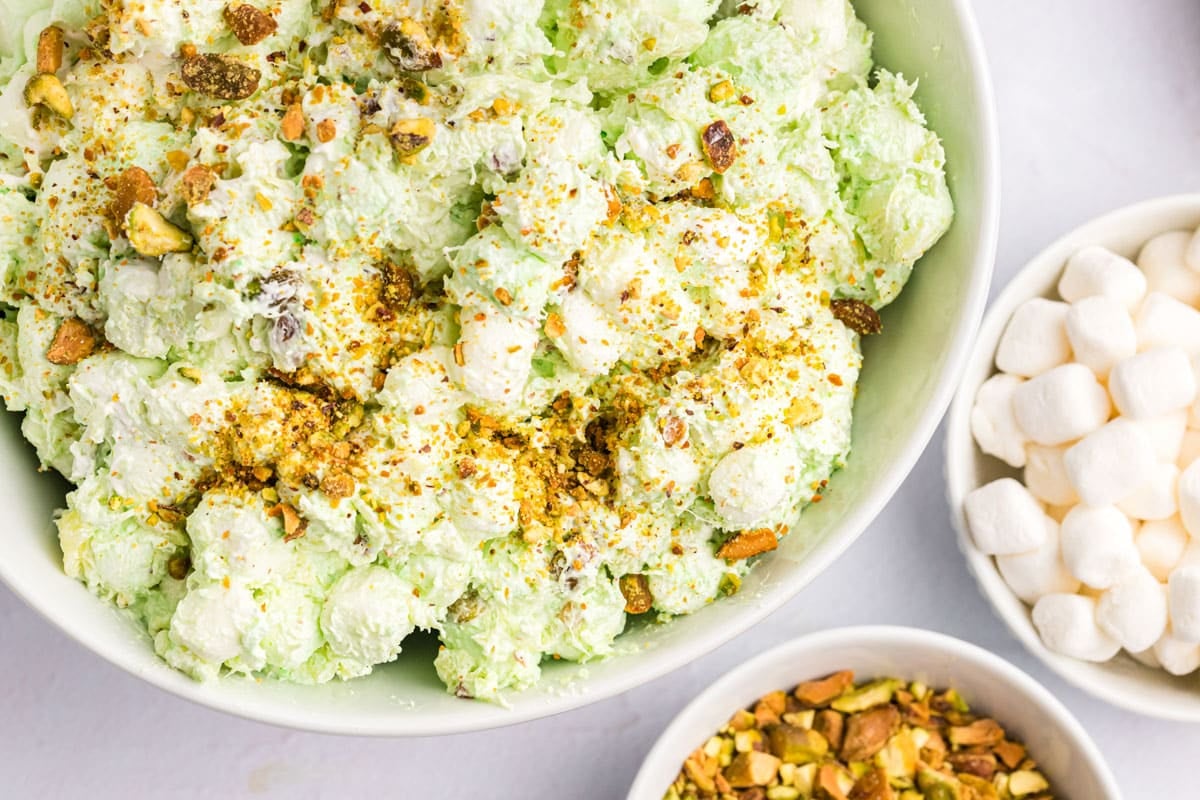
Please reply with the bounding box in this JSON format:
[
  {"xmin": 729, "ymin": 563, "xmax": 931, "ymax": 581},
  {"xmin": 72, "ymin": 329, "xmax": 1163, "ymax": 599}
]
[{"xmin": 967, "ymin": 226, "xmax": 1200, "ymax": 676}]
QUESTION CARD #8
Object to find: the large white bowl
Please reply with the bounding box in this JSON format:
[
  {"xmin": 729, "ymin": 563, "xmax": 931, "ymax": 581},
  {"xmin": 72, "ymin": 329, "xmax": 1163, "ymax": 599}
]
[
  {"xmin": 0, "ymin": 1, "xmax": 999, "ymax": 735},
  {"xmin": 627, "ymin": 626, "xmax": 1121, "ymax": 800},
  {"xmin": 946, "ymin": 194, "xmax": 1200, "ymax": 722}
]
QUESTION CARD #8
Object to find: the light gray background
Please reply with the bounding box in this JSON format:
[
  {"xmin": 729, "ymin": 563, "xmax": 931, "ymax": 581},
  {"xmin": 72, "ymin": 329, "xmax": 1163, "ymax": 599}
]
[{"xmin": 4, "ymin": 2, "xmax": 1200, "ymax": 797}]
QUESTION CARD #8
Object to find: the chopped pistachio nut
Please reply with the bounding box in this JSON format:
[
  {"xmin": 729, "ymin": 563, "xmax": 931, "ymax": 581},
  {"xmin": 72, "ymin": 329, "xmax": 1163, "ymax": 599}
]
[
  {"xmin": 224, "ymin": 3, "xmax": 278, "ymax": 46},
  {"xmin": 126, "ymin": 202, "xmax": 193, "ymax": 256},
  {"xmin": 619, "ymin": 573, "xmax": 653, "ymax": 614},
  {"xmin": 381, "ymin": 18, "xmax": 443, "ymax": 72},
  {"xmin": 390, "ymin": 117, "xmax": 436, "ymax": 160},
  {"xmin": 829, "ymin": 299, "xmax": 883, "ymax": 336},
  {"xmin": 46, "ymin": 318, "xmax": 96, "ymax": 365},
  {"xmin": 108, "ymin": 166, "xmax": 157, "ymax": 232},
  {"xmin": 830, "ymin": 679, "xmax": 901, "ymax": 714},
  {"xmin": 24, "ymin": 73, "xmax": 74, "ymax": 119},
  {"xmin": 180, "ymin": 53, "xmax": 261, "ymax": 100},
  {"xmin": 36, "ymin": 26, "xmax": 64, "ymax": 74},
  {"xmin": 716, "ymin": 527, "xmax": 778, "ymax": 560},
  {"xmin": 701, "ymin": 119, "xmax": 737, "ymax": 173},
  {"xmin": 662, "ymin": 673, "xmax": 1055, "ymax": 800}
]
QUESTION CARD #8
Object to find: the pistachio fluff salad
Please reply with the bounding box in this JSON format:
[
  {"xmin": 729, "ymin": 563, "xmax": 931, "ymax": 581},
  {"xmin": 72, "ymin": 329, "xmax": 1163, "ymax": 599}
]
[{"xmin": 0, "ymin": 0, "xmax": 951, "ymax": 700}]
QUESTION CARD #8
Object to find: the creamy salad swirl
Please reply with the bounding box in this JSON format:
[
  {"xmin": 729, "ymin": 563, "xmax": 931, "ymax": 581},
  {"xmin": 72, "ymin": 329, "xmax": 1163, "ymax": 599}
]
[{"xmin": 0, "ymin": 0, "xmax": 951, "ymax": 700}]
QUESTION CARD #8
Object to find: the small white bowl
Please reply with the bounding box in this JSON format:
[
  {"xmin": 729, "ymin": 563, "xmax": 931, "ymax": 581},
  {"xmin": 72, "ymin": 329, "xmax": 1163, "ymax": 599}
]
[
  {"xmin": 946, "ymin": 194, "xmax": 1200, "ymax": 722},
  {"xmin": 627, "ymin": 626, "xmax": 1120, "ymax": 800}
]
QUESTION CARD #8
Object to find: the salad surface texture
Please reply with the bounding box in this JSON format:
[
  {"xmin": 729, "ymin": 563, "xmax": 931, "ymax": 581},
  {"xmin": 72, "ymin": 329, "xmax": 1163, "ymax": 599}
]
[{"xmin": 0, "ymin": 0, "xmax": 951, "ymax": 699}]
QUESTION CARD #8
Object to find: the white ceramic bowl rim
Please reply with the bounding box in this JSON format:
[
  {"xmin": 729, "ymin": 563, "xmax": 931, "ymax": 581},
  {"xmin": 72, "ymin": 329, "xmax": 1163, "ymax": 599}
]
[
  {"xmin": 946, "ymin": 193, "xmax": 1200, "ymax": 722},
  {"xmin": 627, "ymin": 626, "xmax": 1122, "ymax": 800},
  {"xmin": 1, "ymin": 0, "xmax": 1000, "ymax": 736}
]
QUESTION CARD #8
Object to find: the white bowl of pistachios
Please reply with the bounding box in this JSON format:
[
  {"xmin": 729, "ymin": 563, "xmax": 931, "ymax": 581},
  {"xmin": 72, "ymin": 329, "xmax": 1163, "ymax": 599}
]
[{"xmin": 627, "ymin": 626, "xmax": 1120, "ymax": 800}]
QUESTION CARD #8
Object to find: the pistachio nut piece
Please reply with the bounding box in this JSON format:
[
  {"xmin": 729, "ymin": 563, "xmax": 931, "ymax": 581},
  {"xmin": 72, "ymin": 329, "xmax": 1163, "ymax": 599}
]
[
  {"xmin": 127, "ymin": 202, "xmax": 193, "ymax": 256},
  {"xmin": 24, "ymin": 73, "xmax": 73, "ymax": 119}
]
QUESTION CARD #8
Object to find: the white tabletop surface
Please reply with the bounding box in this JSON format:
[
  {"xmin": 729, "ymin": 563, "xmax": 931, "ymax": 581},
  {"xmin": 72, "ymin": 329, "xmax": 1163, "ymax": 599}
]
[{"xmin": 5, "ymin": 1, "xmax": 1200, "ymax": 797}]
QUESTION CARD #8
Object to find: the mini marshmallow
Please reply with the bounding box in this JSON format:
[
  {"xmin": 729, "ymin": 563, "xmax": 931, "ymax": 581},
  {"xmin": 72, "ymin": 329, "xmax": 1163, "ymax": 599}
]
[
  {"xmin": 1180, "ymin": 430, "xmax": 1200, "ymax": 469},
  {"xmin": 1153, "ymin": 628, "xmax": 1200, "ymax": 676},
  {"xmin": 1023, "ymin": 444, "xmax": 1078, "ymax": 506},
  {"xmin": 1135, "ymin": 292, "xmax": 1200, "ymax": 356},
  {"xmin": 963, "ymin": 478, "xmax": 1048, "ymax": 555},
  {"xmin": 1012, "ymin": 363, "xmax": 1110, "ymax": 446},
  {"xmin": 1177, "ymin": 460, "xmax": 1200, "ymax": 538},
  {"xmin": 970, "ymin": 374, "xmax": 1029, "ymax": 468},
  {"xmin": 1046, "ymin": 504, "xmax": 1072, "ymax": 523},
  {"xmin": 1137, "ymin": 517, "xmax": 1189, "ymax": 581},
  {"xmin": 1138, "ymin": 231, "xmax": 1200, "ymax": 305},
  {"xmin": 1108, "ymin": 347, "xmax": 1197, "ymax": 419},
  {"xmin": 1064, "ymin": 295, "xmax": 1136, "ymax": 379},
  {"xmin": 995, "ymin": 298, "xmax": 1071, "ymax": 378},
  {"xmin": 995, "ymin": 515, "xmax": 1080, "ymax": 603},
  {"xmin": 1128, "ymin": 647, "xmax": 1161, "ymax": 669},
  {"xmin": 1117, "ymin": 462, "xmax": 1179, "ymax": 521},
  {"xmin": 1189, "ymin": 358, "xmax": 1200, "ymax": 430},
  {"xmin": 1187, "ymin": 227, "xmax": 1200, "ymax": 273},
  {"xmin": 1168, "ymin": 565, "xmax": 1200, "ymax": 643},
  {"xmin": 1135, "ymin": 411, "xmax": 1187, "ymax": 464},
  {"xmin": 1060, "ymin": 504, "xmax": 1141, "ymax": 589},
  {"xmin": 1179, "ymin": 542, "xmax": 1200, "ymax": 569},
  {"xmin": 1063, "ymin": 418, "xmax": 1156, "ymax": 508},
  {"xmin": 1058, "ymin": 245, "xmax": 1147, "ymax": 310},
  {"xmin": 1096, "ymin": 566, "xmax": 1169, "ymax": 652},
  {"xmin": 1032, "ymin": 593, "xmax": 1121, "ymax": 662}
]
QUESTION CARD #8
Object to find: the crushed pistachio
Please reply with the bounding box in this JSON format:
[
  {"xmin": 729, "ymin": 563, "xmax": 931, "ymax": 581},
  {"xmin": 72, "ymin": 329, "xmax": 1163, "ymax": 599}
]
[{"xmin": 663, "ymin": 673, "xmax": 1055, "ymax": 800}]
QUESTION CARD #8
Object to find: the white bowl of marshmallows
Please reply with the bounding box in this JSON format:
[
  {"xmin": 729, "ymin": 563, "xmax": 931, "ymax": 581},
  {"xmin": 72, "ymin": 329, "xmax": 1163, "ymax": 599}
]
[{"xmin": 947, "ymin": 194, "xmax": 1200, "ymax": 721}]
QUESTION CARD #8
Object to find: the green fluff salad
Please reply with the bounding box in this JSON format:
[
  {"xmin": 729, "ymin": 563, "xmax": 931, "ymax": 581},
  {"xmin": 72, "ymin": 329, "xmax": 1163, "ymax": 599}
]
[{"xmin": 0, "ymin": 0, "xmax": 951, "ymax": 701}]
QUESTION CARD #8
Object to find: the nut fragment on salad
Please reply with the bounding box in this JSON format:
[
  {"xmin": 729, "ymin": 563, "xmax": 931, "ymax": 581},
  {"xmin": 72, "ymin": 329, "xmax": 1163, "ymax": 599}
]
[
  {"xmin": 0, "ymin": 0, "xmax": 951, "ymax": 700},
  {"xmin": 664, "ymin": 672, "xmax": 1054, "ymax": 800}
]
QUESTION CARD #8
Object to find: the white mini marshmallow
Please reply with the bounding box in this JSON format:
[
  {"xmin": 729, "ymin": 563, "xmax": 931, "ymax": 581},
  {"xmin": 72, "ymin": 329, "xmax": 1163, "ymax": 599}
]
[
  {"xmin": 996, "ymin": 515, "xmax": 1080, "ymax": 603},
  {"xmin": 1060, "ymin": 504, "xmax": 1141, "ymax": 589},
  {"xmin": 1168, "ymin": 565, "xmax": 1200, "ymax": 643},
  {"xmin": 1180, "ymin": 542, "xmax": 1200, "ymax": 569},
  {"xmin": 995, "ymin": 298, "xmax": 1072, "ymax": 378},
  {"xmin": 1063, "ymin": 418, "xmax": 1156, "ymax": 508},
  {"xmin": 1064, "ymin": 295, "xmax": 1136, "ymax": 379},
  {"xmin": 1153, "ymin": 628, "xmax": 1200, "ymax": 676},
  {"xmin": 1139, "ymin": 231, "xmax": 1200, "ymax": 305},
  {"xmin": 970, "ymin": 374, "xmax": 1029, "ymax": 468},
  {"xmin": 1135, "ymin": 292, "xmax": 1200, "ymax": 356},
  {"xmin": 1096, "ymin": 566, "xmax": 1169, "ymax": 652},
  {"xmin": 1177, "ymin": 460, "xmax": 1200, "ymax": 538},
  {"xmin": 1136, "ymin": 411, "xmax": 1187, "ymax": 464},
  {"xmin": 963, "ymin": 478, "xmax": 1048, "ymax": 556},
  {"xmin": 1024, "ymin": 444, "xmax": 1078, "ymax": 506},
  {"xmin": 1117, "ymin": 462, "xmax": 1179, "ymax": 521},
  {"xmin": 1032, "ymin": 593, "xmax": 1121, "ymax": 662},
  {"xmin": 1181, "ymin": 431, "xmax": 1200, "ymax": 470},
  {"xmin": 1058, "ymin": 245, "xmax": 1147, "ymax": 311},
  {"xmin": 1136, "ymin": 517, "xmax": 1189, "ymax": 581},
  {"xmin": 1046, "ymin": 504, "xmax": 1072, "ymax": 522},
  {"xmin": 1108, "ymin": 347, "xmax": 1196, "ymax": 419},
  {"xmin": 1128, "ymin": 647, "xmax": 1161, "ymax": 669},
  {"xmin": 452, "ymin": 306, "xmax": 538, "ymax": 404},
  {"xmin": 1187, "ymin": 227, "xmax": 1200, "ymax": 273},
  {"xmin": 1189, "ymin": 358, "xmax": 1200, "ymax": 430},
  {"xmin": 1012, "ymin": 364, "xmax": 1111, "ymax": 446}
]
